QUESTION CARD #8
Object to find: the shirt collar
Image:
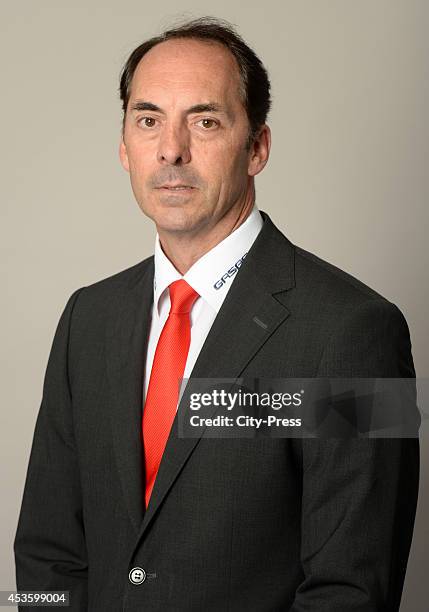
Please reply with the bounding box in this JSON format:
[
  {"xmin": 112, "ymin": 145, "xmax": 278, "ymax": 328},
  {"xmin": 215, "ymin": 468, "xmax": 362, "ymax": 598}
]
[{"xmin": 153, "ymin": 204, "xmax": 263, "ymax": 316}]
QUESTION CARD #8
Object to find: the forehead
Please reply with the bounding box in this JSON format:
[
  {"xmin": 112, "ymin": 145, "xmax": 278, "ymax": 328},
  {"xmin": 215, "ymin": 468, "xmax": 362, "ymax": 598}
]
[{"xmin": 128, "ymin": 38, "xmax": 243, "ymax": 108}]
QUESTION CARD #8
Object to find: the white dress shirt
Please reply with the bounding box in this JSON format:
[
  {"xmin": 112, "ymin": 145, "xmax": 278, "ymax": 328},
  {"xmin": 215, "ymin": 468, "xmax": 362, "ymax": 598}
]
[{"xmin": 143, "ymin": 204, "xmax": 264, "ymax": 407}]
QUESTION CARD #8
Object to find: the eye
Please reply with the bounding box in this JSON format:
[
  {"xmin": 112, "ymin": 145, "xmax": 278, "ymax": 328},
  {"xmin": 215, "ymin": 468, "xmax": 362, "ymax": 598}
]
[
  {"xmin": 196, "ymin": 118, "xmax": 218, "ymax": 129},
  {"xmin": 138, "ymin": 116, "xmax": 157, "ymax": 128}
]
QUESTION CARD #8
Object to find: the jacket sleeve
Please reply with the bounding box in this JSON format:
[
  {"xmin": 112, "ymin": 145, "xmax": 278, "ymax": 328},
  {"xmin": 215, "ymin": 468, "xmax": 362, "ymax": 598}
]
[
  {"xmin": 290, "ymin": 298, "xmax": 420, "ymax": 612},
  {"xmin": 14, "ymin": 288, "xmax": 88, "ymax": 611}
]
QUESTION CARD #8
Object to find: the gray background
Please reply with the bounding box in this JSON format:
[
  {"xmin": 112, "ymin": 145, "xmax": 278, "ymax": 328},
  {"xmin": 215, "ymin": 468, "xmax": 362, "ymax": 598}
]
[{"xmin": 1, "ymin": 1, "xmax": 428, "ymax": 609}]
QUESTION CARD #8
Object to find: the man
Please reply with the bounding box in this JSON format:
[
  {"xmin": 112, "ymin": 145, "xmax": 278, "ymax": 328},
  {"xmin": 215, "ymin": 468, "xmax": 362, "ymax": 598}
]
[{"xmin": 14, "ymin": 16, "xmax": 419, "ymax": 611}]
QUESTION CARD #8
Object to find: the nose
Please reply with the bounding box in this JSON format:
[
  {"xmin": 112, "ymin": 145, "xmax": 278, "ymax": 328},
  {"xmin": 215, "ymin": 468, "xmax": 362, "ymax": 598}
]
[{"xmin": 157, "ymin": 123, "xmax": 191, "ymax": 165}]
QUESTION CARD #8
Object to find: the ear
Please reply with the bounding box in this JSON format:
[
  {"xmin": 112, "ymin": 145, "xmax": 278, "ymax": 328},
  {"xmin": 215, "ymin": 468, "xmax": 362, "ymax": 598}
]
[
  {"xmin": 248, "ymin": 124, "xmax": 271, "ymax": 177},
  {"xmin": 119, "ymin": 135, "xmax": 130, "ymax": 173}
]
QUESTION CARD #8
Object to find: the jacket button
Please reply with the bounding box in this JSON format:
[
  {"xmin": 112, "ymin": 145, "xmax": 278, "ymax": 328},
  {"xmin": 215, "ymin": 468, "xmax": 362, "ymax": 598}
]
[{"xmin": 129, "ymin": 567, "xmax": 146, "ymax": 585}]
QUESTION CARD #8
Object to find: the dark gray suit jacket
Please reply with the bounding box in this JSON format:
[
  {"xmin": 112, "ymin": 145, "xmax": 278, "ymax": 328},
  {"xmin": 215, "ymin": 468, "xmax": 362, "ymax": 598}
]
[{"xmin": 14, "ymin": 211, "xmax": 419, "ymax": 611}]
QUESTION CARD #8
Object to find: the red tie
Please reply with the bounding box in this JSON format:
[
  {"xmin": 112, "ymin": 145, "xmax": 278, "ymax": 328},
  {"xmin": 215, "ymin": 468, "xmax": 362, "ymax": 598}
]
[{"xmin": 142, "ymin": 279, "xmax": 199, "ymax": 508}]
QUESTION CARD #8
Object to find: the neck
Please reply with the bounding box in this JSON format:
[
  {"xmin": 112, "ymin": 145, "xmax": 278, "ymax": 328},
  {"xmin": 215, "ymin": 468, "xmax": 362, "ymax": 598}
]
[{"xmin": 158, "ymin": 182, "xmax": 255, "ymax": 275}]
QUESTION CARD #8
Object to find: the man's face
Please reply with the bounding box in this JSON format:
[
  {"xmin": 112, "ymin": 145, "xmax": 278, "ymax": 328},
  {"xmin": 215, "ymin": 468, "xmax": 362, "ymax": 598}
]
[{"xmin": 119, "ymin": 38, "xmax": 269, "ymax": 236}]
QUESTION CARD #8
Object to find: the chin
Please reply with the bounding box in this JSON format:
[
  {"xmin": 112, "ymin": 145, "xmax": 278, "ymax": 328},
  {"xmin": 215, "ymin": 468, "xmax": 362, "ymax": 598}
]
[
  {"xmin": 156, "ymin": 216, "xmax": 204, "ymax": 235},
  {"xmin": 145, "ymin": 207, "xmax": 195, "ymax": 233},
  {"xmin": 143, "ymin": 199, "xmax": 207, "ymax": 233}
]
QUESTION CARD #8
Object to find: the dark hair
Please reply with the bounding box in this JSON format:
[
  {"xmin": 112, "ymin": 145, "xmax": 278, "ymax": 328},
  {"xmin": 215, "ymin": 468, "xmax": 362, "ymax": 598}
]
[{"xmin": 119, "ymin": 16, "xmax": 271, "ymax": 148}]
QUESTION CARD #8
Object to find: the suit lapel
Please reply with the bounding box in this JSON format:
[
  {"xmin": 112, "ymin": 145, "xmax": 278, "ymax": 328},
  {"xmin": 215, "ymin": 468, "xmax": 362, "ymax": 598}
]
[
  {"xmin": 137, "ymin": 211, "xmax": 296, "ymax": 539},
  {"xmin": 105, "ymin": 259, "xmax": 154, "ymax": 533}
]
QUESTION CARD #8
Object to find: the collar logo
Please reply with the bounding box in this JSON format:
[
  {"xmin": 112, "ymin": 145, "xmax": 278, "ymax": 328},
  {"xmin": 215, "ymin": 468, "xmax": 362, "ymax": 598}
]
[{"xmin": 213, "ymin": 253, "xmax": 248, "ymax": 290}]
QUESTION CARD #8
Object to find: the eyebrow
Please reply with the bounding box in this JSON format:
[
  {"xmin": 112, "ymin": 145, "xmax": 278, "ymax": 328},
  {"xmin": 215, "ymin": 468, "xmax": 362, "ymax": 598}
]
[{"xmin": 130, "ymin": 100, "xmax": 229, "ymax": 116}]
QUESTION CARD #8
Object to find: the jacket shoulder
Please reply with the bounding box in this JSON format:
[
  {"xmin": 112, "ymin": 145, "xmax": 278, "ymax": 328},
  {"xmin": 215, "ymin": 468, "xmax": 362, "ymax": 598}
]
[
  {"xmin": 288, "ymin": 242, "xmax": 412, "ymax": 336},
  {"xmin": 65, "ymin": 256, "xmax": 154, "ymax": 325},
  {"xmin": 293, "ymin": 244, "xmax": 388, "ymax": 306},
  {"xmin": 82, "ymin": 255, "xmax": 153, "ymax": 293}
]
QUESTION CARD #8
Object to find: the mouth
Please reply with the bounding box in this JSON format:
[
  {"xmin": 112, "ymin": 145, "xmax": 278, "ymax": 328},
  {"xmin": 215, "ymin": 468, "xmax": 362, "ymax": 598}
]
[{"xmin": 157, "ymin": 185, "xmax": 195, "ymax": 191}]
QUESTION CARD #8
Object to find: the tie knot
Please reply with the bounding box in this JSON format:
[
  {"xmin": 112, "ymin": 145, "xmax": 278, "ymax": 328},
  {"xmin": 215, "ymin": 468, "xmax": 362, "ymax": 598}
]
[{"xmin": 168, "ymin": 279, "xmax": 199, "ymax": 314}]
